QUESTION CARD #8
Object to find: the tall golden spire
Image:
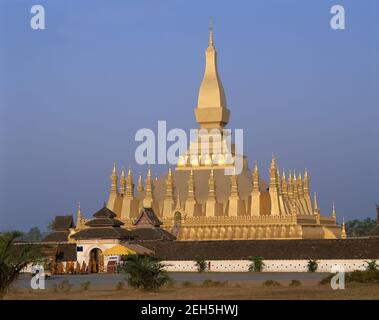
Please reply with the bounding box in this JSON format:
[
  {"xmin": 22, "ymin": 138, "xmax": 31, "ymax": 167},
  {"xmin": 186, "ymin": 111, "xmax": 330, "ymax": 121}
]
[
  {"xmin": 187, "ymin": 169, "xmax": 196, "ymax": 200},
  {"xmin": 110, "ymin": 162, "xmax": 118, "ymax": 194},
  {"xmin": 125, "ymin": 166, "xmax": 134, "ymax": 198},
  {"xmin": 164, "ymin": 167, "xmax": 174, "ymax": 200},
  {"xmin": 137, "ymin": 173, "xmax": 144, "ymax": 194},
  {"xmin": 281, "ymin": 171, "xmax": 287, "ymax": 196},
  {"xmin": 119, "ymin": 166, "xmax": 126, "ymax": 195},
  {"xmin": 209, "ymin": 17, "xmax": 213, "ymax": 47},
  {"xmin": 76, "ymin": 202, "xmax": 82, "ymax": 229},
  {"xmin": 292, "ymin": 171, "xmax": 299, "ymax": 199},
  {"xmin": 341, "ymin": 217, "xmax": 347, "ymax": 239},
  {"xmin": 195, "ymin": 19, "xmax": 230, "ymax": 129},
  {"xmin": 303, "ymin": 168, "xmax": 310, "ymax": 193},
  {"xmin": 143, "ymin": 166, "xmax": 153, "ymax": 207},
  {"xmin": 185, "ymin": 169, "xmax": 196, "ymax": 217},
  {"xmin": 313, "ymin": 192, "xmax": 320, "ymax": 215},
  {"xmin": 269, "ymin": 155, "xmax": 278, "ymax": 188},
  {"xmin": 332, "ymin": 202, "xmax": 337, "ymax": 221},
  {"xmin": 162, "ymin": 166, "xmax": 175, "ymax": 217},
  {"xmin": 208, "ymin": 169, "xmax": 216, "ymax": 200},
  {"xmin": 230, "ymin": 167, "xmax": 239, "ymax": 197},
  {"xmin": 287, "ymin": 170, "xmax": 293, "ymax": 199},
  {"xmin": 145, "ymin": 166, "xmax": 152, "ymax": 194},
  {"xmin": 297, "ymin": 173, "xmax": 304, "ymax": 196},
  {"xmin": 252, "ymin": 161, "xmax": 260, "ymax": 192}
]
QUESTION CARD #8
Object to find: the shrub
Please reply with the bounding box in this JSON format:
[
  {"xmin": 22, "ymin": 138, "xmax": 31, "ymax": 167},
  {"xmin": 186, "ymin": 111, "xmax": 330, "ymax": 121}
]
[
  {"xmin": 320, "ymin": 270, "xmax": 379, "ymax": 285},
  {"xmin": 202, "ymin": 279, "xmax": 226, "ymax": 287},
  {"xmin": 346, "ymin": 270, "xmax": 379, "ymax": 283},
  {"xmin": 55, "ymin": 279, "xmax": 73, "ymax": 292},
  {"xmin": 248, "ymin": 256, "xmax": 265, "ymax": 272},
  {"xmin": 181, "ymin": 281, "xmax": 193, "ymax": 287},
  {"xmin": 365, "ymin": 260, "xmax": 378, "ymax": 272},
  {"xmin": 289, "ymin": 280, "xmax": 302, "ymax": 287},
  {"xmin": 116, "ymin": 281, "xmax": 125, "ymax": 290},
  {"xmin": 80, "ymin": 281, "xmax": 91, "ymax": 291},
  {"xmin": 194, "ymin": 257, "xmax": 207, "ymax": 273},
  {"xmin": 262, "ymin": 280, "xmax": 280, "ymax": 287},
  {"xmin": 122, "ymin": 254, "xmax": 170, "ymax": 291},
  {"xmin": 307, "ymin": 259, "xmax": 319, "ymax": 272}
]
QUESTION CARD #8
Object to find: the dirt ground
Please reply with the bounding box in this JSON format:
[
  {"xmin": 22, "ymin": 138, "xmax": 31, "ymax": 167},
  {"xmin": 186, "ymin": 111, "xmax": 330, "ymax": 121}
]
[{"xmin": 4, "ymin": 280, "xmax": 379, "ymax": 300}]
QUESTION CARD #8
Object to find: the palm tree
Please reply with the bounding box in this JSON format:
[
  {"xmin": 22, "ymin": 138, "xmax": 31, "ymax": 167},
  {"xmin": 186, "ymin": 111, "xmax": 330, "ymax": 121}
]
[
  {"xmin": 365, "ymin": 260, "xmax": 378, "ymax": 272},
  {"xmin": 248, "ymin": 256, "xmax": 265, "ymax": 272},
  {"xmin": 0, "ymin": 231, "xmax": 40, "ymax": 298},
  {"xmin": 194, "ymin": 257, "xmax": 207, "ymax": 273},
  {"xmin": 307, "ymin": 258, "xmax": 319, "ymax": 272},
  {"xmin": 122, "ymin": 254, "xmax": 170, "ymax": 291}
]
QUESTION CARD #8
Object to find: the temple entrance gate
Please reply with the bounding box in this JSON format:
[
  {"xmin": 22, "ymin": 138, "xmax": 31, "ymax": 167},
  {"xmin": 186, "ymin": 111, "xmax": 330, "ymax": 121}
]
[{"xmin": 89, "ymin": 248, "xmax": 104, "ymax": 273}]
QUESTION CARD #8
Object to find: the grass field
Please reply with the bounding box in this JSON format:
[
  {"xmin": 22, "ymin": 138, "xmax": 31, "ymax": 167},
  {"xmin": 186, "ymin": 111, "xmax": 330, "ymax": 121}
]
[{"xmin": 4, "ymin": 280, "xmax": 379, "ymax": 300}]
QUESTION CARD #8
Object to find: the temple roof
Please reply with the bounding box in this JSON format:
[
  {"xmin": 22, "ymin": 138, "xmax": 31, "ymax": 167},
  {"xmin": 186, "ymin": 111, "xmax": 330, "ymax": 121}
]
[
  {"xmin": 43, "ymin": 215, "xmax": 74, "ymax": 243},
  {"xmin": 85, "ymin": 206, "xmax": 124, "ymax": 227},
  {"xmin": 92, "ymin": 206, "xmax": 117, "ymax": 219},
  {"xmin": 43, "ymin": 231, "xmax": 70, "ymax": 243},
  {"xmin": 85, "ymin": 218, "xmax": 124, "ymax": 227},
  {"xmin": 52, "ymin": 215, "xmax": 75, "ymax": 231},
  {"xmin": 132, "ymin": 228, "xmax": 176, "ymax": 241},
  {"xmin": 72, "ymin": 206, "xmax": 135, "ymax": 240},
  {"xmin": 133, "ymin": 207, "xmax": 162, "ymax": 228},
  {"xmin": 72, "ymin": 227, "xmax": 134, "ymax": 240}
]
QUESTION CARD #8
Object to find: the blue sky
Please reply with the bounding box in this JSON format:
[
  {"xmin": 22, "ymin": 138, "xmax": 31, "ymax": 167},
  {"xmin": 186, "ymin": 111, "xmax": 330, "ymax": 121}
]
[{"xmin": 0, "ymin": 0, "xmax": 378, "ymax": 231}]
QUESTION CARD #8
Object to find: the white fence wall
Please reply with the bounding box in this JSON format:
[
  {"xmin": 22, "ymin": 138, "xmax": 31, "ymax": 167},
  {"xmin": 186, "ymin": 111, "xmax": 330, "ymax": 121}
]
[{"xmin": 162, "ymin": 259, "xmax": 371, "ymax": 272}]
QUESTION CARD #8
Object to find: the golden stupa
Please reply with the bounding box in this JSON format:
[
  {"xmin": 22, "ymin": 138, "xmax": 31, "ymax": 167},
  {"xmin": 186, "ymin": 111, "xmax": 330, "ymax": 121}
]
[{"xmin": 100, "ymin": 22, "xmax": 342, "ymax": 240}]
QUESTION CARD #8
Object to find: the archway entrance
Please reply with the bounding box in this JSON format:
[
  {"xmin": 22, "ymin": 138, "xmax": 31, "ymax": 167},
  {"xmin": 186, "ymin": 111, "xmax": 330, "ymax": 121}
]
[
  {"xmin": 171, "ymin": 211, "xmax": 182, "ymax": 238},
  {"xmin": 89, "ymin": 248, "xmax": 104, "ymax": 273}
]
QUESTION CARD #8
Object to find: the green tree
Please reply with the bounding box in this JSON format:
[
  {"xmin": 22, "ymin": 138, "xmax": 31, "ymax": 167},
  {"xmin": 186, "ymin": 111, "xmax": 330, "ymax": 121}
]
[
  {"xmin": 248, "ymin": 256, "xmax": 265, "ymax": 272},
  {"xmin": 122, "ymin": 254, "xmax": 170, "ymax": 291},
  {"xmin": 365, "ymin": 260, "xmax": 378, "ymax": 272},
  {"xmin": 194, "ymin": 257, "xmax": 207, "ymax": 273},
  {"xmin": 47, "ymin": 220, "xmax": 55, "ymax": 231},
  {"xmin": 27, "ymin": 227, "xmax": 42, "ymax": 242},
  {"xmin": 0, "ymin": 231, "xmax": 40, "ymax": 298},
  {"xmin": 307, "ymin": 258, "xmax": 319, "ymax": 272},
  {"xmin": 345, "ymin": 218, "xmax": 376, "ymax": 237}
]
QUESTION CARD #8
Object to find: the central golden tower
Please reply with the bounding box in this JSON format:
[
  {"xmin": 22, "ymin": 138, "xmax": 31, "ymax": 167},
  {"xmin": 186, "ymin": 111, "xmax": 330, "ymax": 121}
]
[{"xmin": 195, "ymin": 19, "xmax": 230, "ymax": 129}]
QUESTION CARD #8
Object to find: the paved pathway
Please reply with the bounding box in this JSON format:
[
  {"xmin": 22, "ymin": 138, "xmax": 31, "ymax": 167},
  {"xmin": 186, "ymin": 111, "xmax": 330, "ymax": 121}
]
[{"xmin": 15, "ymin": 272, "xmax": 329, "ymax": 289}]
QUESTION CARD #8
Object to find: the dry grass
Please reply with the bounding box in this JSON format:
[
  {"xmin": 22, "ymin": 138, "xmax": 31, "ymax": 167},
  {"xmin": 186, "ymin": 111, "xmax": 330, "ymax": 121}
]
[{"xmin": 4, "ymin": 280, "xmax": 379, "ymax": 300}]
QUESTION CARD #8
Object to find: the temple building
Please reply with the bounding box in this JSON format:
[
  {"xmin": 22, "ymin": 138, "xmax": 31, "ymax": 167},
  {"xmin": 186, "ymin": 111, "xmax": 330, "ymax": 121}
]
[{"xmin": 78, "ymin": 23, "xmax": 343, "ymax": 241}]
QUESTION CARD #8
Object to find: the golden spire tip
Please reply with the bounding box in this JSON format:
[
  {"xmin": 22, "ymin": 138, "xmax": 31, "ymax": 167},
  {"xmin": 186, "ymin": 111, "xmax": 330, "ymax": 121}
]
[{"xmin": 209, "ymin": 17, "xmax": 213, "ymax": 46}]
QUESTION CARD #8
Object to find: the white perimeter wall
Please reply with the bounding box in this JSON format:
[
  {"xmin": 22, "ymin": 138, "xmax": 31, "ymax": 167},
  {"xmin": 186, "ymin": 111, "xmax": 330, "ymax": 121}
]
[
  {"xmin": 162, "ymin": 260, "xmax": 373, "ymax": 272},
  {"xmin": 23, "ymin": 259, "xmax": 374, "ymax": 273}
]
